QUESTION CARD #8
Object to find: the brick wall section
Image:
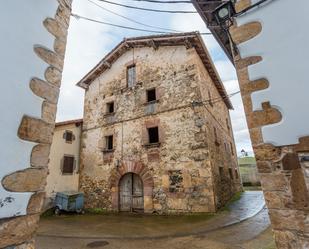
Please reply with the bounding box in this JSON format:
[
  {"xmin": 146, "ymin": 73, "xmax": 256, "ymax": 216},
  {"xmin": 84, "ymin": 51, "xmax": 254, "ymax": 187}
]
[
  {"xmin": 79, "ymin": 45, "xmax": 242, "ymax": 214},
  {"xmin": 230, "ymin": 1, "xmax": 309, "ymax": 248},
  {"xmin": 0, "ymin": 0, "xmax": 72, "ymax": 248}
]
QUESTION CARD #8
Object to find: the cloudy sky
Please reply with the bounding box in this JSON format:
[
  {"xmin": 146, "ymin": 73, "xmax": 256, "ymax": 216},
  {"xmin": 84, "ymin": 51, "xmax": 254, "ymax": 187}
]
[{"xmin": 57, "ymin": 0, "xmax": 253, "ymax": 155}]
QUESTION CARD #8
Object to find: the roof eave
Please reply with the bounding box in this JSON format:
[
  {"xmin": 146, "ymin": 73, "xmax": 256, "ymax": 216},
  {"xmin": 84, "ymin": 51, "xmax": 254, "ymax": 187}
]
[{"xmin": 75, "ymin": 32, "xmax": 233, "ymax": 109}]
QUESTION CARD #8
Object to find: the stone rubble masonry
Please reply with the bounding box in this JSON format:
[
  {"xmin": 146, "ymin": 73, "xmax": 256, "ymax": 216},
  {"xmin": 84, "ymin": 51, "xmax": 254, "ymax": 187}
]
[
  {"xmin": 0, "ymin": 0, "xmax": 72, "ymax": 248},
  {"xmin": 79, "ymin": 42, "xmax": 242, "ymax": 214},
  {"xmin": 230, "ymin": 1, "xmax": 309, "ymax": 248}
]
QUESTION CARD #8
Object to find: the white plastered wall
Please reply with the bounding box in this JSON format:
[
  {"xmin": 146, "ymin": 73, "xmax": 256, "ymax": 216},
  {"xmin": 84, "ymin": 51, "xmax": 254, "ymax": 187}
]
[
  {"xmin": 45, "ymin": 123, "xmax": 81, "ymax": 207},
  {"xmin": 0, "ymin": 1, "xmax": 58, "ymax": 218},
  {"xmin": 236, "ymin": 0, "xmax": 309, "ymax": 146}
]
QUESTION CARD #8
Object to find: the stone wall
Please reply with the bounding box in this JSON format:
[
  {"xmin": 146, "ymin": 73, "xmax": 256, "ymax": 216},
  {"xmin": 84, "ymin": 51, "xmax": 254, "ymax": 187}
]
[
  {"xmin": 230, "ymin": 1, "xmax": 309, "ymax": 248},
  {"xmin": 0, "ymin": 0, "xmax": 72, "ymax": 248},
  {"xmin": 80, "ymin": 44, "xmax": 241, "ymax": 213}
]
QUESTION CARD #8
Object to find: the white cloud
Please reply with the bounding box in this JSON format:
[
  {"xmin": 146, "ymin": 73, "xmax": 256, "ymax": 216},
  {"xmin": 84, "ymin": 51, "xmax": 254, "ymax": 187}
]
[{"xmin": 57, "ymin": 0, "xmax": 124, "ymax": 121}]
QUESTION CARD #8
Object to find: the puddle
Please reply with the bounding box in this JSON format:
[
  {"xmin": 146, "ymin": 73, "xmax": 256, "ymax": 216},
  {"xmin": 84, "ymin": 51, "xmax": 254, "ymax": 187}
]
[{"xmin": 86, "ymin": 241, "xmax": 109, "ymax": 248}]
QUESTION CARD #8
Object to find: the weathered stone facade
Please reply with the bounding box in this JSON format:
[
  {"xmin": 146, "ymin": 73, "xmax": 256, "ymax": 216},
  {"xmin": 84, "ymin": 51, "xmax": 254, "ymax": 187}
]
[
  {"xmin": 78, "ymin": 33, "xmax": 241, "ymax": 214},
  {"xmin": 0, "ymin": 0, "xmax": 72, "ymax": 248},
  {"xmin": 228, "ymin": 1, "xmax": 309, "ymax": 248}
]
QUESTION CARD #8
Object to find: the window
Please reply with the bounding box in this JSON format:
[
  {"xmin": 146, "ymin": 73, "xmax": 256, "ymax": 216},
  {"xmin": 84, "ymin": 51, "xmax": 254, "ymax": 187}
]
[
  {"xmin": 235, "ymin": 169, "xmax": 239, "ymax": 179},
  {"xmin": 63, "ymin": 130, "xmax": 73, "ymax": 143},
  {"xmin": 219, "ymin": 167, "xmax": 224, "ymax": 180},
  {"xmin": 148, "ymin": 127, "xmax": 159, "ymax": 144},
  {"xmin": 229, "ymin": 168, "xmax": 234, "ymax": 179},
  {"xmin": 208, "ymin": 91, "xmax": 213, "ymax": 107},
  {"xmin": 214, "ymin": 127, "xmax": 219, "ymax": 145},
  {"xmin": 62, "ymin": 155, "xmax": 74, "ymax": 174},
  {"xmin": 230, "ymin": 142, "xmax": 234, "ymax": 155},
  {"xmin": 105, "ymin": 135, "xmax": 113, "ymax": 150},
  {"xmin": 226, "ymin": 118, "xmax": 230, "ymax": 131},
  {"xmin": 106, "ymin": 102, "xmax": 114, "ymax": 114},
  {"xmin": 127, "ymin": 64, "xmax": 136, "ymax": 87},
  {"xmin": 146, "ymin": 88, "xmax": 156, "ymax": 103}
]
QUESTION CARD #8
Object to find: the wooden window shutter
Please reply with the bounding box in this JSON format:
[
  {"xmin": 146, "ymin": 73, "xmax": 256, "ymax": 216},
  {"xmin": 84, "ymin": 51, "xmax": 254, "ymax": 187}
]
[{"xmin": 62, "ymin": 155, "xmax": 74, "ymax": 174}]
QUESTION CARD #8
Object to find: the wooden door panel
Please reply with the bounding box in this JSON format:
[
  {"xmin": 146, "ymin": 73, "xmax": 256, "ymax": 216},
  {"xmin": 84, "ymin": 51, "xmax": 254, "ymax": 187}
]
[
  {"xmin": 119, "ymin": 174, "xmax": 132, "ymax": 211},
  {"xmin": 132, "ymin": 174, "xmax": 143, "ymax": 210}
]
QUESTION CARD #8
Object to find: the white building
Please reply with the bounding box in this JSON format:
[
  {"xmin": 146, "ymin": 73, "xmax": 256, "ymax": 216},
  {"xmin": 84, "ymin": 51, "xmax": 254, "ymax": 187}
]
[{"xmin": 45, "ymin": 119, "xmax": 83, "ymax": 208}]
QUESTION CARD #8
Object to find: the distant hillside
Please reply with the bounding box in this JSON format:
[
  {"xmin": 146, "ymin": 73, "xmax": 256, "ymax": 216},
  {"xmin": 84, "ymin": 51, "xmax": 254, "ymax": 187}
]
[{"xmin": 238, "ymin": 157, "xmax": 256, "ymax": 165}]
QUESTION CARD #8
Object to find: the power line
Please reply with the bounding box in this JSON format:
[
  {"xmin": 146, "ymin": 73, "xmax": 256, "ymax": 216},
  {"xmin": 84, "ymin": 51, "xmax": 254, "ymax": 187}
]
[
  {"xmin": 197, "ymin": 90, "xmax": 240, "ymax": 106},
  {"xmin": 72, "ymin": 13, "xmax": 212, "ymax": 35},
  {"xmin": 96, "ymin": 0, "xmax": 197, "ymax": 13},
  {"xmin": 128, "ymin": 0, "xmax": 227, "ymax": 3},
  {"xmin": 87, "ymin": 0, "xmax": 181, "ymax": 32},
  {"xmin": 129, "ymin": 0, "xmax": 192, "ymax": 3},
  {"xmin": 72, "ymin": 13, "xmax": 173, "ymax": 33}
]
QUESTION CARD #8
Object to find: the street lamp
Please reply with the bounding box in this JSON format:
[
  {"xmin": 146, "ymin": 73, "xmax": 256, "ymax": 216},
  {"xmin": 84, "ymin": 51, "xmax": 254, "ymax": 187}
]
[{"xmin": 213, "ymin": 1, "xmax": 236, "ymax": 27}]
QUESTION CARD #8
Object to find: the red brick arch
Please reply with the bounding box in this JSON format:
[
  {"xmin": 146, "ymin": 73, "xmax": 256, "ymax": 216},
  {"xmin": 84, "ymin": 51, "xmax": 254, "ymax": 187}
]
[{"xmin": 109, "ymin": 161, "xmax": 154, "ymax": 212}]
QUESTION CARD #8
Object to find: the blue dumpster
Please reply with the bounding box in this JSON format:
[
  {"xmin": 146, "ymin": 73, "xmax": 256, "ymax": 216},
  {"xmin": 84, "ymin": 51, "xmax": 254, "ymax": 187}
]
[{"xmin": 54, "ymin": 191, "xmax": 84, "ymax": 215}]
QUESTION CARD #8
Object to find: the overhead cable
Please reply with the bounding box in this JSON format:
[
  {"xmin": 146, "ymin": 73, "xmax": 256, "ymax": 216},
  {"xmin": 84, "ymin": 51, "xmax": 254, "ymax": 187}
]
[
  {"xmin": 87, "ymin": 0, "xmax": 181, "ymax": 32},
  {"xmin": 128, "ymin": 0, "xmax": 228, "ymax": 3},
  {"xmin": 72, "ymin": 13, "xmax": 172, "ymax": 33},
  {"xmin": 96, "ymin": 0, "xmax": 197, "ymax": 13},
  {"xmin": 72, "ymin": 13, "xmax": 212, "ymax": 35},
  {"xmin": 129, "ymin": 0, "xmax": 192, "ymax": 3},
  {"xmin": 200, "ymin": 90, "xmax": 240, "ymax": 105}
]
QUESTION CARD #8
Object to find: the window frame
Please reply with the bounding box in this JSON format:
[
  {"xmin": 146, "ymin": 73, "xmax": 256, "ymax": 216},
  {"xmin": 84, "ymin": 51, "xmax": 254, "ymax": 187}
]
[
  {"xmin": 226, "ymin": 118, "xmax": 230, "ymax": 132},
  {"xmin": 61, "ymin": 155, "xmax": 75, "ymax": 175},
  {"xmin": 219, "ymin": 167, "xmax": 224, "ymax": 181},
  {"xmin": 230, "ymin": 142, "xmax": 234, "ymax": 155},
  {"xmin": 127, "ymin": 64, "xmax": 136, "ymax": 88},
  {"xmin": 235, "ymin": 169, "xmax": 239, "ymax": 179},
  {"xmin": 229, "ymin": 168, "xmax": 234, "ymax": 179},
  {"xmin": 146, "ymin": 88, "xmax": 157, "ymax": 103},
  {"xmin": 63, "ymin": 130, "xmax": 74, "ymax": 143},
  {"xmin": 147, "ymin": 126, "xmax": 159, "ymax": 144},
  {"xmin": 214, "ymin": 127, "xmax": 220, "ymax": 146},
  {"xmin": 106, "ymin": 101, "xmax": 115, "ymax": 114},
  {"xmin": 105, "ymin": 135, "xmax": 114, "ymax": 151}
]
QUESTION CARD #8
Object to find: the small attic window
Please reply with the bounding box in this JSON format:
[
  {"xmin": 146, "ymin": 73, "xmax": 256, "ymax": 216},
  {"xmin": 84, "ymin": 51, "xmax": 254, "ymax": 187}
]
[
  {"xmin": 147, "ymin": 88, "xmax": 156, "ymax": 103},
  {"xmin": 63, "ymin": 130, "xmax": 74, "ymax": 143},
  {"xmin": 106, "ymin": 102, "xmax": 114, "ymax": 114},
  {"xmin": 127, "ymin": 64, "xmax": 136, "ymax": 87}
]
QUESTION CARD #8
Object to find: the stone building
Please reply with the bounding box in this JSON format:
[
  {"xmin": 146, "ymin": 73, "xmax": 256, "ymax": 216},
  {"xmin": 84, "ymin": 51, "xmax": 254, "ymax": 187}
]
[
  {"xmin": 45, "ymin": 119, "xmax": 83, "ymax": 209},
  {"xmin": 0, "ymin": 0, "xmax": 72, "ymax": 248},
  {"xmin": 77, "ymin": 32, "xmax": 242, "ymax": 214},
  {"xmin": 193, "ymin": 0, "xmax": 309, "ymax": 248}
]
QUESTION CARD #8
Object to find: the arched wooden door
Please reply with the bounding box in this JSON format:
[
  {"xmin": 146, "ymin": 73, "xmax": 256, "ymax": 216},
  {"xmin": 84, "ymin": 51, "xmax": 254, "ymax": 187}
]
[{"xmin": 119, "ymin": 173, "xmax": 144, "ymax": 212}]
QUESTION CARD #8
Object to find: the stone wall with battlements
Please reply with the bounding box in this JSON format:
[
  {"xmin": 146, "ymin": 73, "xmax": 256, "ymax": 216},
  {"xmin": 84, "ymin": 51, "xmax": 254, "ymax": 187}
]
[
  {"xmin": 230, "ymin": 0, "xmax": 309, "ymax": 248},
  {"xmin": 0, "ymin": 0, "xmax": 72, "ymax": 248}
]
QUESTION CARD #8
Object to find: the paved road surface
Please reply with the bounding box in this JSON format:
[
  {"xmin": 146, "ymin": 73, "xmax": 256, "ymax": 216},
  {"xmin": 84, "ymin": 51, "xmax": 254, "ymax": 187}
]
[{"xmin": 36, "ymin": 191, "xmax": 274, "ymax": 249}]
